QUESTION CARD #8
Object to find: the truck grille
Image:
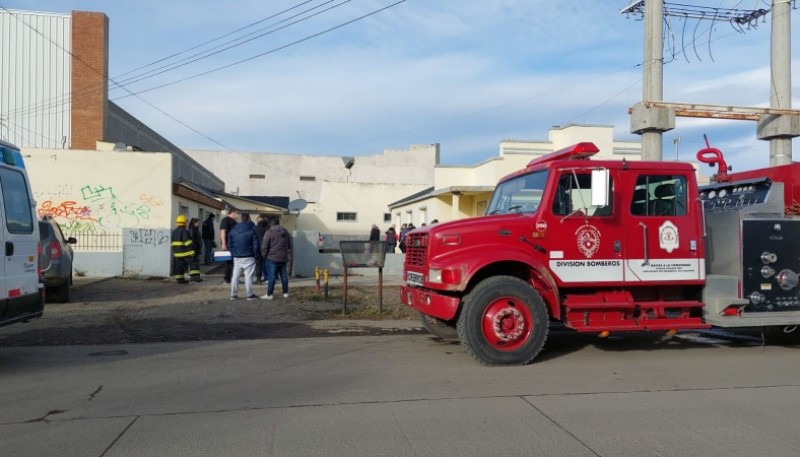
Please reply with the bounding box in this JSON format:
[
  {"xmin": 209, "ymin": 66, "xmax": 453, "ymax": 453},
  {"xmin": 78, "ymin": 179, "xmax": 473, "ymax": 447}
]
[{"xmin": 404, "ymin": 233, "xmax": 427, "ymax": 267}]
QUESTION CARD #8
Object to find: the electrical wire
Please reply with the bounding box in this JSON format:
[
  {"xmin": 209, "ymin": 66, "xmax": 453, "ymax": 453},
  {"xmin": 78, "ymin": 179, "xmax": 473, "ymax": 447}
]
[{"xmin": 113, "ymin": 0, "xmax": 409, "ymax": 100}]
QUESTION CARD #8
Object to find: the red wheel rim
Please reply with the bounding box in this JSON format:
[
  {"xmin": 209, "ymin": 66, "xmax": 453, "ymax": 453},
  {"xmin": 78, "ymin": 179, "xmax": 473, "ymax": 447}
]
[{"xmin": 481, "ymin": 296, "xmax": 533, "ymax": 351}]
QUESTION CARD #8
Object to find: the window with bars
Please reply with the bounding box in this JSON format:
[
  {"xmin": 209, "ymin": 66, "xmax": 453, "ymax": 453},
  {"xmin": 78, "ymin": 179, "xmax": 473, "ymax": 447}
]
[{"xmin": 336, "ymin": 212, "xmax": 357, "ymax": 222}]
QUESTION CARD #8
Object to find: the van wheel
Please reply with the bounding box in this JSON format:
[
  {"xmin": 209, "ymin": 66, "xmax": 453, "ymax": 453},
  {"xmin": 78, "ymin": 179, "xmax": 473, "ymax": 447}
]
[
  {"xmin": 457, "ymin": 276, "xmax": 548, "ymax": 366},
  {"xmin": 51, "ymin": 281, "xmax": 71, "ymax": 303},
  {"xmin": 419, "ymin": 312, "xmax": 458, "ymax": 340}
]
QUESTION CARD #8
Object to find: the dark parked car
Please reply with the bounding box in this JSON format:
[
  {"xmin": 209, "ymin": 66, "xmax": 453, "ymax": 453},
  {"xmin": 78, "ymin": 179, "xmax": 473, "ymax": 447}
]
[{"xmin": 39, "ymin": 217, "xmax": 77, "ymax": 302}]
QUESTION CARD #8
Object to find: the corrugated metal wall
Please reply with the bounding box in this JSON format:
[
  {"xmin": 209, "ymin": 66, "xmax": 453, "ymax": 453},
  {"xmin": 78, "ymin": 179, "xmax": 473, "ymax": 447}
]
[{"xmin": 0, "ymin": 9, "xmax": 71, "ymax": 149}]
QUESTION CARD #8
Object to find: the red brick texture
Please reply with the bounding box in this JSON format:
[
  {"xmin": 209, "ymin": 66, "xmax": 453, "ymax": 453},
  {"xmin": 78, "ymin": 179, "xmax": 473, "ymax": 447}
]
[{"xmin": 70, "ymin": 11, "xmax": 109, "ymax": 150}]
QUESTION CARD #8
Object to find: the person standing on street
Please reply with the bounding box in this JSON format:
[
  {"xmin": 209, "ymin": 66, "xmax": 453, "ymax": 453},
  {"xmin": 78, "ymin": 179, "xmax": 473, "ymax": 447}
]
[
  {"xmin": 385, "ymin": 225, "xmax": 397, "ymax": 253},
  {"xmin": 254, "ymin": 215, "xmax": 269, "ymax": 284},
  {"xmin": 219, "ymin": 207, "xmax": 239, "ymax": 283},
  {"xmin": 369, "ymin": 224, "xmax": 380, "ymax": 241},
  {"xmin": 227, "ymin": 213, "xmax": 259, "ymax": 300},
  {"xmin": 201, "ymin": 213, "xmax": 215, "ymax": 265},
  {"xmin": 171, "ymin": 215, "xmax": 198, "ymax": 284},
  {"xmin": 260, "ymin": 217, "xmax": 291, "ymax": 300},
  {"xmin": 186, "ymin": 217, "xmax": 203, "ymax": 281}
]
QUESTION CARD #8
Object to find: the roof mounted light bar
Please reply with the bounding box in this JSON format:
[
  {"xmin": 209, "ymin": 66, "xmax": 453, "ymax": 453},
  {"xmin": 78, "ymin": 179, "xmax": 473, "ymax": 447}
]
[{"xmin": 526, "ymin": 142, "xmax": 600, "ymax": 168}]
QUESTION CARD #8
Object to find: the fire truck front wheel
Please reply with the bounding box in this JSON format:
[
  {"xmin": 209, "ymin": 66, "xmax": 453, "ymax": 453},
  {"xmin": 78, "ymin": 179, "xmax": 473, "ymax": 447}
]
[{"xmin": 457, "ymin": 275, "xmax": 549, "ymax": 366}]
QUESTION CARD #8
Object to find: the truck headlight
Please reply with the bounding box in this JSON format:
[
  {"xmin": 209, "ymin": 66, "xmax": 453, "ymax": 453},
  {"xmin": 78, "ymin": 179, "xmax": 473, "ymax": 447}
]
[{"xmin": 428, "ymin": 268, "xmax": 461, "ymax": 285}]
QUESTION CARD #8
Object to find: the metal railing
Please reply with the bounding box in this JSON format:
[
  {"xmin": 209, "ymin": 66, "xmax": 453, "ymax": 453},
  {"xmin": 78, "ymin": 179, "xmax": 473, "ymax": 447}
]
[{"xmin": 62, "ymin": 230, "xmax": 123, "ymax": 252}]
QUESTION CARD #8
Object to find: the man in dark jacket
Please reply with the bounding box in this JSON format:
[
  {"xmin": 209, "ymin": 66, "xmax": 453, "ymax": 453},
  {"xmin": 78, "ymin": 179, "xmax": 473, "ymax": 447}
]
[
  {"xmin": 260, "ymin": 217, "xmax": 291, "ymax": 300},
  {"xmin": 226, "ymin": 213, "xmax": 259, "ymax": 300},
  {"xmin": 201, "ymin": 213, "xmax": 215, "ymax": 265},
  {"xmin": 219, "ymin": 207, "xmax": 239, "ymax": 283},
  {"xmin": 254, "ymin": 216, "xmax": 269, "ymax": 283}
]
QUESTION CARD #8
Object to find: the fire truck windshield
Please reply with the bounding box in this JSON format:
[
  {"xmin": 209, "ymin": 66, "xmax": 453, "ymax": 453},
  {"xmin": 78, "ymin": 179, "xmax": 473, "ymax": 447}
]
[{"xmin": 487, "ymin": 170, "xmax": 548, "ymax": 215}]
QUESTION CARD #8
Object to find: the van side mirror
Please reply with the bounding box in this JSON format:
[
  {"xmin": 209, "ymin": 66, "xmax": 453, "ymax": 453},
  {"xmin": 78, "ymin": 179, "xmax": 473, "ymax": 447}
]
[
  {"xmin": 591, "ymin": 169, "xmax": 609, "ymax": 207},
  {"xmin": 67, "ymin": 237, "xmax": 77, "ymax": 244}
]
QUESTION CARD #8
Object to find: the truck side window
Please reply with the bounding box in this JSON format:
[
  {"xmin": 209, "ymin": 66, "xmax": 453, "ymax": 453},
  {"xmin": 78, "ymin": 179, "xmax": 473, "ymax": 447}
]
[
  {"xmin": 630, "ymin": 175, "xmax": 687, "ymax": 216},
  {"xmin": 552, "ymin": 172, "xmax": 613, "ymax": 217}
]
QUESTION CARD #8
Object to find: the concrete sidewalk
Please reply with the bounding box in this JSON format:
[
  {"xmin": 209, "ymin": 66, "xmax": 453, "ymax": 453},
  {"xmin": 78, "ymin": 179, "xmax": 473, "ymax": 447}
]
[{"xmin": 73, "ymin": 262, "xmax": 405, "ymax": 289}]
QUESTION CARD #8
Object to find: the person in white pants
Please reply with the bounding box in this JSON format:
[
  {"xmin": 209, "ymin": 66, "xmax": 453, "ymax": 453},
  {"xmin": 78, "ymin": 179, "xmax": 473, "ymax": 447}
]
[{"xmin": 226, "ymin": 213, "xmax": 259, "ymax": 300}]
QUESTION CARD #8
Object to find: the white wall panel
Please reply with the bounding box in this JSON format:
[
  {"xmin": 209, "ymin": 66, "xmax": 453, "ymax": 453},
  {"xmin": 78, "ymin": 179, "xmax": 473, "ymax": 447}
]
[{"xmin": 0, "ymin": 10, "xmax": 70, "ymax": 148}]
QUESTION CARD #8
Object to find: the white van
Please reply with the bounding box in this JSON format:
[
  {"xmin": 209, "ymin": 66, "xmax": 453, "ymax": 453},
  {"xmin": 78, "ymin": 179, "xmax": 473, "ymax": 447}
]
[{"xmin": 0, "ymin": 140, "xmax": 44, "ymax": 328}]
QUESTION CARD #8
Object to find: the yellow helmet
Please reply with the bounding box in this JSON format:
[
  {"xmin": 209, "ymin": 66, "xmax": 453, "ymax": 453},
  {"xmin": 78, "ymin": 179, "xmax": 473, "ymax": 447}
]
[{"xmin": 176, "ymin": 214, "xmax": 188, "ymax": 225}]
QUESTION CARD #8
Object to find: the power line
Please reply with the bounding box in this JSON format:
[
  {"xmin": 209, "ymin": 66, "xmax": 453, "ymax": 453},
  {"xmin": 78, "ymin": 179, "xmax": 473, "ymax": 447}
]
[
  {"xmin": 1, "ymin": 1, "xmax": 336, "ymax": 125},
  {"xmin": 110, "ymin": 0, "xmax": 349, "ymax": 91},
  {"xmin": 114, "ymin": 0, "xmax": 319, "ymax": 80},
  {"xmin": 0, "ymin": 4, "xmax": 234, "ymax": 150},
  {"xmin": 113, "ymin": 0, "xmax": 409, "ymax": 100}
]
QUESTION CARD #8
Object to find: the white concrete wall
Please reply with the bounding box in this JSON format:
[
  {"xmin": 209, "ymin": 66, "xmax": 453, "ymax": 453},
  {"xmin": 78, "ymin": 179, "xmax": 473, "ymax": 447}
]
[
  {"xmin": 26, "ymin": 148, "xmax": 173, "ymax": 232},
  {"xmin": 501, "ymin": 124, "xmax": 642, "ymax": 161},
  {"xmin": 24, "ymin": 148, "xmax": 175, "ymax": 277},
  {"xmin": 184, "ymin": 145, "xmax": 438, "ymax": 236}
]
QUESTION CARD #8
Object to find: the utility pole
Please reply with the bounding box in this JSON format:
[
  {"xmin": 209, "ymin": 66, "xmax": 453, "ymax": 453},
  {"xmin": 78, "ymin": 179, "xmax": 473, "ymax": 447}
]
[
  {"xmin": 759, "ymin": 0, "xmax": 795, "ymax": 166},
  {"xmin": 642, "ymin": 0, "xmax": 665, "ymax": 160},
  {"xmin": 628, "ymin": 0, "xmax": 674, "ymax": 161}
]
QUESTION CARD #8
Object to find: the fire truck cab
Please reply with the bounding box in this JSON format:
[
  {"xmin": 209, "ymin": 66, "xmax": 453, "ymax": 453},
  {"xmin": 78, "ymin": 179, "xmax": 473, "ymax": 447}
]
[{"xmin": 401, "ymin": 142, "xmax": 800, "ymax": 365}]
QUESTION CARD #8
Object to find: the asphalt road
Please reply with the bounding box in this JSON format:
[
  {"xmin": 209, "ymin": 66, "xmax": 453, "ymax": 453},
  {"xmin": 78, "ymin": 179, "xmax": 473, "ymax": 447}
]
[{"xmin": 2, "ymin": 329, "xmax": 799, "ymax": 456}]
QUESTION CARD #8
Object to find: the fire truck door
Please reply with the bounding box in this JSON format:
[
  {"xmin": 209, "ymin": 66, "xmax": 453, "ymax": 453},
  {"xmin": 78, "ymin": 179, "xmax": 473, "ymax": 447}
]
[
  {"xmin": 623, "ymin": 174, "xmax": 704, "ymax": 283},
  {"xmin": 546, "ymin": 170, "xmax": 624, "ymax": 285}
]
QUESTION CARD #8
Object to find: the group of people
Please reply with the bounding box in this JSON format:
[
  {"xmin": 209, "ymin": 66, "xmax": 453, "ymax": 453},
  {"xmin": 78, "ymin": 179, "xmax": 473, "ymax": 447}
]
[
  {"xmin": 370, "ymin": 222, "xmax": 425, "ymax": 253},
  {"xmin": 171, "ymin": 207, "xmax": 292, "ymax": 301},
  {"xmin": 220, "ymin": 208, "xmax": 292, "ymax": 301}
]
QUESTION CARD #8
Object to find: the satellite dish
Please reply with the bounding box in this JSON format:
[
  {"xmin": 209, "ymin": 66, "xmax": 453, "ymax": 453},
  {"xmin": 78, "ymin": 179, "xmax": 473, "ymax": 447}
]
[{"xmin": 288, "ymin": 199, "xmax": 308, "ymax": 213}]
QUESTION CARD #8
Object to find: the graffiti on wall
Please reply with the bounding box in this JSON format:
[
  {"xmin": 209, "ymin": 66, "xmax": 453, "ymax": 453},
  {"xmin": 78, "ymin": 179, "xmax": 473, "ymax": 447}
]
[
  {"xmin": 37, "ymin": 184, "xmax": 161, "ymax": 232},
  {"xmin": 126, "ymin": 228, "xmax": 170, "ymax": 248}
]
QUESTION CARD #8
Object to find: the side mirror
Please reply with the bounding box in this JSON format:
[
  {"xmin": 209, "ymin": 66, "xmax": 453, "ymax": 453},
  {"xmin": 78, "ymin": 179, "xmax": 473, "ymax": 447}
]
[
  {"xmin": 591, "ymin": 169, "xmax": 609, "ymax": 207},
  {"xmin": 67, "ymin": 237, "xmax": 77, "ymax": 244}
]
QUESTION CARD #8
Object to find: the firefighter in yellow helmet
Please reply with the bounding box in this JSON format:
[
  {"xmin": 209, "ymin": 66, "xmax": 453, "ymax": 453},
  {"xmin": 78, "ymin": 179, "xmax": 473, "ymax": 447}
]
[{"xmin": 171, "ymin": 214, "xmax": 202, "ymax": 283}]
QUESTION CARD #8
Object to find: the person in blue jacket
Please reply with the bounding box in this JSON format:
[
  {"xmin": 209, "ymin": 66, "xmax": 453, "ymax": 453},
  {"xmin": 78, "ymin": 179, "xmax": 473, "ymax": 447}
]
[{"xmin": 226, "ymin": 213, "xmax": 259, "ymax": 300}]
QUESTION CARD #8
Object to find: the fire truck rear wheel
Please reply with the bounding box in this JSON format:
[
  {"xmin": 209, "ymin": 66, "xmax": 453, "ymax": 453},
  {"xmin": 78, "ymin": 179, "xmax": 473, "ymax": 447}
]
[
  {"xmin": 419, "ymin": 312, "xmax": 459, "ymax": 340},
  {"xmin": 457, "ymin": 275, "xmax": 548, "ymax": 366}
]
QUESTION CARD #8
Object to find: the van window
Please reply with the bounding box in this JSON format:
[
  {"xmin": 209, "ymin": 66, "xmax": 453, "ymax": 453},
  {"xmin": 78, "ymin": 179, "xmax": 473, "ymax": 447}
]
[{"xmin": 0, "ymin": 167, "xmax": 34, "ymax": 234}]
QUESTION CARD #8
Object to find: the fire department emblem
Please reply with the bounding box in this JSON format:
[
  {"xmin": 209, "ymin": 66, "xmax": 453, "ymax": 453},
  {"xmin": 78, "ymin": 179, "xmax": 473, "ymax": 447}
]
[
  {"xmin": 658, "ymin": 220, "xmax": 679, "ymax": 253},
  {"xmin": 575, "ymin": 224, "xmax": 601, "ymax": 258},
  {"xmin": 536, "ymin": 220, "xmax": 548, "ymax": 232}
]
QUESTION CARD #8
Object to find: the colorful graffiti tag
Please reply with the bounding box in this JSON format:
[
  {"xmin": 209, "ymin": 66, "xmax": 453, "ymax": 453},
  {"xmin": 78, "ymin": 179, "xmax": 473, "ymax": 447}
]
[{"xmin": 37, "ymin": 184, "xmax": 160, "ymax": 233}]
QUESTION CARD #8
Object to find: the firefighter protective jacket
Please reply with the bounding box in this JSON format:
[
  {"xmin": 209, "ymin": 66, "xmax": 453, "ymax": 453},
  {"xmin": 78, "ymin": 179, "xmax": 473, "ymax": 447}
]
[{"xmin": 171, "ymin": 226, "xmax": 195, "ymax": 259}]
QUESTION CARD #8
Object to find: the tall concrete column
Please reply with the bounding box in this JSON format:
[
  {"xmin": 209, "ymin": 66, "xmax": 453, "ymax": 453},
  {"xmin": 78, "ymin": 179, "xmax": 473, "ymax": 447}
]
[
  {"xmin": 642, "ymin": 0, "xmax": 664, "ymax": 160},
  {"xmin": 451, "ymin": 192, "xmax": 461, "ymax": 221},
  {"xmin": 631, "ymin": 0, "xmax": 673, "ymax": 160},
  {"xmin": 769, "ymin": 0, "xmax": 792, "ymax": 165}
]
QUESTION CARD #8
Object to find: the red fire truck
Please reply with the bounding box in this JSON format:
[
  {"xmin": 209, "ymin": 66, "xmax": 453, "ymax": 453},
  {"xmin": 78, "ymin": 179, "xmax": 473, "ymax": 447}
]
[{"xmin": 401, "ymin": 141, "xmax": 800, "ymax": 365}]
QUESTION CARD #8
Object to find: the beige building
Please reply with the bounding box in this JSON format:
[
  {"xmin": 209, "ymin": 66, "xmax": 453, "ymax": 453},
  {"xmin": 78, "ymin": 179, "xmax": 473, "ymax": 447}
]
[
  {"xmin": 185, "ymin": 144, "xmax": 439, "ymax": 235},
  {"xmin": 389, "ymin": 124, "xmax": 643, "ymax": 225}
]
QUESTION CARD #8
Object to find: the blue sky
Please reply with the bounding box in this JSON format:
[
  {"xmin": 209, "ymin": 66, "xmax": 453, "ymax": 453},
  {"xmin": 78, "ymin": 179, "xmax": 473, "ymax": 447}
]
[{"xmin": 4, "ymin": 1, "xmax": 799, "ymax": 171}]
